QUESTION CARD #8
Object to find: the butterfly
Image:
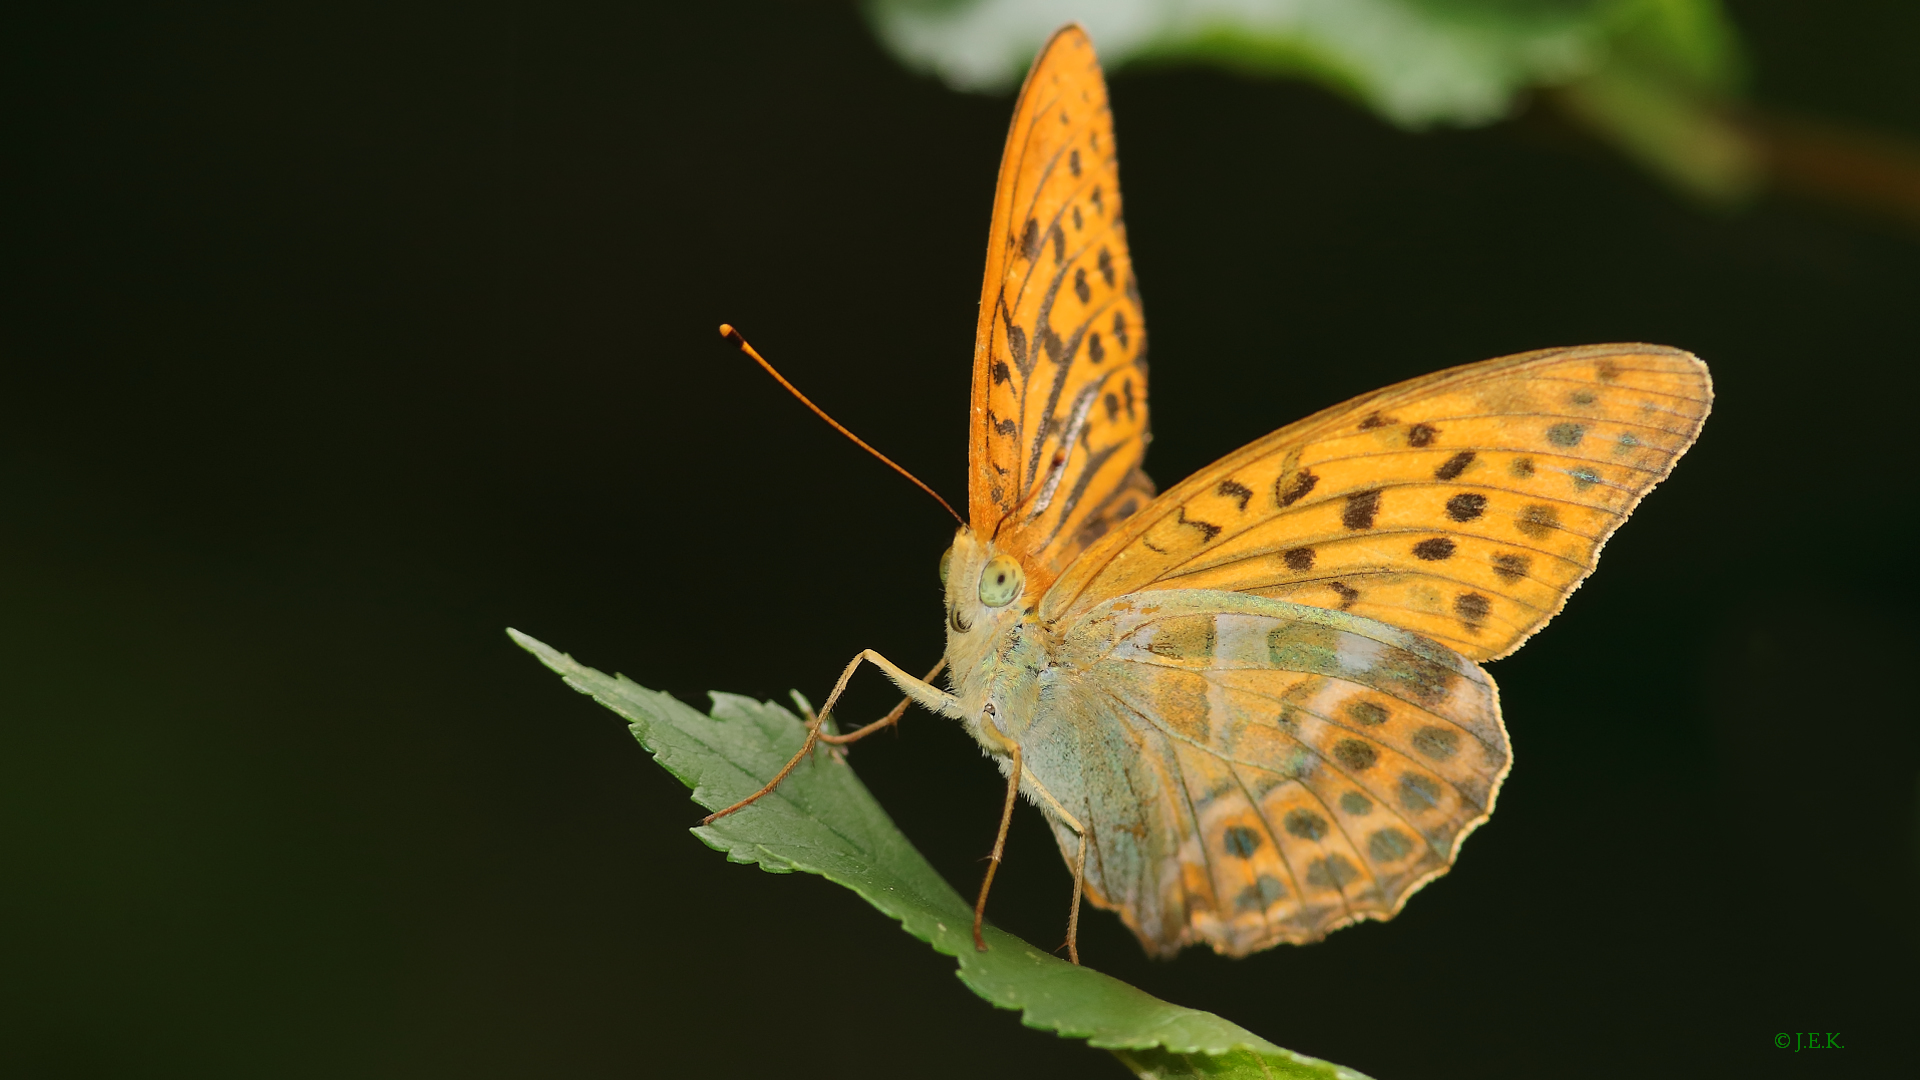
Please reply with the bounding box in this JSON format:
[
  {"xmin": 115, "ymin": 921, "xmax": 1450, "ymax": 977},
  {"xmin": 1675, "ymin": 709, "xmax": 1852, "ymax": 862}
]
[{"xmin": 711, "ymin": 23, "xmax": 1710, "ymax": 962}]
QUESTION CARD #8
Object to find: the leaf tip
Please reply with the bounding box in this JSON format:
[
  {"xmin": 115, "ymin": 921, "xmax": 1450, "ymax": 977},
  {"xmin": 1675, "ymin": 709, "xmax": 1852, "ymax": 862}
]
[{"xmin": 506, "ymin": 627, "xmax": 557, "ymax": 659}]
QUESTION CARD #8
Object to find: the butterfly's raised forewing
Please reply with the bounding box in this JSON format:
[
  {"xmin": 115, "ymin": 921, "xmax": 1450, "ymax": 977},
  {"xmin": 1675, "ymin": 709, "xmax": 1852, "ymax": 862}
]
[
  {"xmin": 1018, "ymin": 591, "xmax": 1507, "ymax": 957},
  {"xmin": 970, "ymin": 26, "xmax": 1152, "ymax": 595},
  {"xmin": 1041, "ymin": 345, "xmax": 1712, "ymax": 661}
]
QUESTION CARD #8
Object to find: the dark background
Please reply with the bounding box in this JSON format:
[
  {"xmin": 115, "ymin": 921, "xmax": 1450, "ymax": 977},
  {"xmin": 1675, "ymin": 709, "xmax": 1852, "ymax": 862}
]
[{"xmin": 4, "ymin": 2, "xmax": 1915, "ymax": 1077}]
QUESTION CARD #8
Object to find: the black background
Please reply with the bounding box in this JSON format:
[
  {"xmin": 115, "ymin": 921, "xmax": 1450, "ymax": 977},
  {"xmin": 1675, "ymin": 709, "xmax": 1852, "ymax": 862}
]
[{"xmin": 4, "ymin": 2, "xmax": 1916, "ymax": 1077}]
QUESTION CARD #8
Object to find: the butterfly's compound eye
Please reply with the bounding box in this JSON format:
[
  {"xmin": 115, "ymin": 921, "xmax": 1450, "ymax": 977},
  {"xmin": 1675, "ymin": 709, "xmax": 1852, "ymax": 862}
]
[
  {"xmin": 939, "ymin": 545, "xmax": 953, "ymax": 588},
  {"xmin": 978, "ymin": 554, "xmax": 1023, "ymax": 607}
]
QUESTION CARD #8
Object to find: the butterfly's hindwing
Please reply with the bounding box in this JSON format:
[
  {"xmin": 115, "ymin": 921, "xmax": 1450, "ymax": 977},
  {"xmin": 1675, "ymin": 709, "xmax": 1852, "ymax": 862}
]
[{"xmin": 1031, "ymin": 590, "xmax": 1508, "ymax": 957}]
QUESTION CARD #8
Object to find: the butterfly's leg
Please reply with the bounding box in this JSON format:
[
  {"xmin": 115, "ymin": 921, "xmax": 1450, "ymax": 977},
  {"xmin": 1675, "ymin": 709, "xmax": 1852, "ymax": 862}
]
[
  {"xmin": 818, "ymin": 659, "xmax": 948, "ymax": 747},
  {"xmin": 699, "ymin": 723, "xmax": 823, "ymax": 826},
  {"xmin": 815, "ymin": 649, "xmax": 955, "ymax": 724},
  {"xmin": 700, "ymin": 652, "xmax": 951, "ymax": 826},
  {"xmin": 1065, "ymin": 832, "xmax": 1087, "ymax": 965},
  {"xmin": 972, "ymin": 704, "xmax": 1022, "ymax": 952}
]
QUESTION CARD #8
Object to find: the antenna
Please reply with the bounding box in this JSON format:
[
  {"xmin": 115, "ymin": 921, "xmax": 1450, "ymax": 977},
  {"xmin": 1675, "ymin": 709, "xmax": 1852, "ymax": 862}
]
[{"xmin": 718, "ymin": 324, "xmax": 965, "ymax": 526}]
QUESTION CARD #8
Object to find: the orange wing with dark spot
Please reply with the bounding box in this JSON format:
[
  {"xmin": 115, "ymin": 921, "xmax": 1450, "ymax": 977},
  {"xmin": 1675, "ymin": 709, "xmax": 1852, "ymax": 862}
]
[
  {"xmin": 969, "ymin": 25, "xmax": 1152, "ymax": 597},
  {"xmin": 1040, "ymin": 344, "xmax": 1712, "ymax": 661}
]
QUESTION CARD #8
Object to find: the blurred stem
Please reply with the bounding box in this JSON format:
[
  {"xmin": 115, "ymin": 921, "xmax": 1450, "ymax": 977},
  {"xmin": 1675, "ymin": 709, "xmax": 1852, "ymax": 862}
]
[
  {"xmin": 1552, "ymin": 74, "xmax": 1920, "ymax": 231},
  {"xmin": 1748, "ymin": 110, "xmax": 1920, "ymax": 231},
  {"xmin": 1551, "ymin": 69, "xmax": 1762, "ymax": 206}
]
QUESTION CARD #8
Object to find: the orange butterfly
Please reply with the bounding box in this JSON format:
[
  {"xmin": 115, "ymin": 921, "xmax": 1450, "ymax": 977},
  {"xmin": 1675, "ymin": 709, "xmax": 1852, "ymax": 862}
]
[{"xmin": 713, "ymin": 24, "xmax": 1710, "ymax": 962}]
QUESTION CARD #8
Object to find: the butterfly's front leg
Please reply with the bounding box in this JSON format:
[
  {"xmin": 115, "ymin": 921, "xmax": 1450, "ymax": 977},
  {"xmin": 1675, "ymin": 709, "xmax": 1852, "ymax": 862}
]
[
  {"xmin": 817, "ymin": 658, "xmax": 948, "ymax": 747},
  {"xmin": 816, "ymin": 648, "xmax": 958, "ymax": 727},
  {"xmin": 699, "ymin": 650, "xmax": 953, "ymax": 827}
]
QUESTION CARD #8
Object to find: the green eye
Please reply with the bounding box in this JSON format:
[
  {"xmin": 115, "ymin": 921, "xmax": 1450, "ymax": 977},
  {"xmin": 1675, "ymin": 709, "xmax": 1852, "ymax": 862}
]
[
  {"xmin": 938, "ymin": 545, "xmax": 953, "ymax": 587},
  {"xmin": 977, "ymin": 554, "xmax": 1023, "ymax": 607}
]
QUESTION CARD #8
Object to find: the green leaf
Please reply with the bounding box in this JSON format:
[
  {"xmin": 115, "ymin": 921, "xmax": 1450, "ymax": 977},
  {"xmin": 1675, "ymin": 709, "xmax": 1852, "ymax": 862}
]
[
  {"xmin": 866, "ymin": 0, "xmax": 1712, "ymax": 126},
  {"xmin": 863, "ymin": 0, "xmax": 1760, "ymax": 202},
  {"xmin": 509, "ymin": 629, "xmax": 1374, "ymax": 1080}
]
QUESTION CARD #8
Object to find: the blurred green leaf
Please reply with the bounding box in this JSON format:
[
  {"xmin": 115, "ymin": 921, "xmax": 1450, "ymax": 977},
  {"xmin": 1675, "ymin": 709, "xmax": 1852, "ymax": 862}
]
[
  {"xmin": 865, "ymin": 0, "xmax": 1759, "ymax": 201},
  {"xmin": 510, "ymin": 628, "xmax": 1376, "ymax": 1080}
]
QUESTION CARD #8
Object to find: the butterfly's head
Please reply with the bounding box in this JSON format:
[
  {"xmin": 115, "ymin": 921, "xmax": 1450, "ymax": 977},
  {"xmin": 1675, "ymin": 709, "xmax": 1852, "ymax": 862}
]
[{"xmin": 939, "ymin": 529, "xmax": 1029, "ymax": 638}]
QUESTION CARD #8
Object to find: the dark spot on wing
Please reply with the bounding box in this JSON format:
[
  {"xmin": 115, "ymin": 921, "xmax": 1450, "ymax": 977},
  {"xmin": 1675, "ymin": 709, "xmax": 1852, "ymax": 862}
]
[
  {"xmin": 1111, "ymin": 310, "xmax": 1129, "ymax": 349},
  {"xmin": 1358, "ymin": 412, "xmax": 1392, "ymax": 430},
  {"xmin": 1596, "ymin": 359, "xmax": 1621, "ymax": 381},
  {"xmin": 1491, "ymin": 552, "xmax": 1530, "ymax": 581},
  {"xmin": 1090, "ymin": 184, "xmax": 1104, "ymax": 215},
  {"xmin": 1275, "ymin": 468, "xmax": 1319, "ymax": 508},
  {"xmin": 1568, "ymin": 466, "xmax": 1600, "ymax": 490},
  {"xmin": 1454, "ymin": 592, "xmax": 1491, "ymax": 626},
  {"xmin": 1569, "ymin": 389, "xmax": 1596, "ymax": 405},
  {"xmin": 1398, "ymin": 773, "xmax": 1442, "ymax": 813},
  {"xmin": 1284, "ymin": 809, "xmax": 1329, "ymax": 841},
  {"xmin": 1086, "ymin": 331, "xmax": 1105, "ymax": 364},
  {"xmin": 1097, "ymin": 247, "xmax": 1115, "ymax": 286},
  {"xmin": 1305, "ymin": 855, "xmax": 1360, "ymax": 889},
  {"xmin": 1412, "ymin": 725, "xmax": 1460, "ymax": 761},
  {"xmin": 1104, "ymin": 392, "xmax": 1119, "ymax": 422},
  {"xmin": 1413, "ymin": 537, "xmax": 1455, "ymax": 561},
  {"xmin": 1039, "ymin": 324, "xmax": 1063, "ymax": 364},
  {"xmin": 1006, "ymin": 325, "xmax": 1028, "ymax": 370},
  {"xmin": 1333, "ymin": 739, "xmax": 1377, "ymax": 772},
  {"xmin": 1510, "ymin": 456, "xmax": 1535, "ymax": 479},
  {"xmin": 1074, "ymin": 267, "xmax": 1091, "ymax": 303},
  {"xmin": 1340, "ymin": 791, "xmax": 1373, "ymax": 815},
  {"xmin": 1050, "ymin": 223, "xmax": 1066, "ymax": 265},
  {"xmin": 1368, "ymin": 828, "xmax": 1415, "ymax": 862},
  {"xmin": 1330, "ymin": 582, "xmax": 1360, "ymax": 610},
  {"xmin": 1071, "ymin": 204, "xmax": 1082, "ymax": 231},
  {"xmin": 994, "ymin": 415, "xmax": 1016, "ymax": 436},
  {"xmin": 1407, "ymin": 423, "xmax": 1438, "ymax": 447},
  {"xmin": 1069, "ymin": 148, "xmax": 1082, "ymax": 177},
  {"xmin": 1283, "ymin": 547, "xmax": 1315, "ymax": 571},
  {"xmin": 1222, "ymin": 825, "xmax": 1262, "ymax": 859},
  {"xmin": 1177, "ymin": 506, "xmax": 1222, "ymax": 542},
  {"xmin": 1343, "ymin": 490, "xmax": 1382, "ymax": 530},
  {"xmin": 1373, "ymin": 644, "xmax": 1459, "ymax": 705},
  {"xmin": 991, "ymin": 361, "xmax": 1011, "ymax": 385},
  {"xmin": 1445, "ymin": 493, "xmax": 1486, "ymax": 522},
  {"xmin": 1546, "ymin": 422, "xmax": 1585, "ymax": 447},
  {"xmin": 1515, "ymin": 503, "xmax": 1559, "ymax": 538},
  {"xmin": 1235, "ymin": 875, "xmax": 1287, "ymax": 912},
  {"xmin": 1122, "ymin": 378, "xmax": 1136, "ymax": 419},
  {"xmin": 1435, "ymin": 451, "xmax": 1475, "ymax": 480},
  {"xmin": 1346, "ymin": 701, "xmax": 1388, "ymax": 727},
  {"xmin": 1216, "ymin": 479, "xmax": 1252, "ymax": 510},
  {"xmin": 1019, "ymin": 218, "xmax": 1039, "ymax": 260}
]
